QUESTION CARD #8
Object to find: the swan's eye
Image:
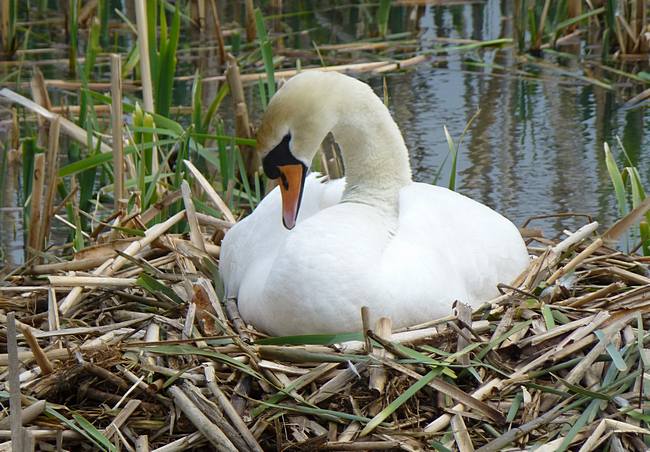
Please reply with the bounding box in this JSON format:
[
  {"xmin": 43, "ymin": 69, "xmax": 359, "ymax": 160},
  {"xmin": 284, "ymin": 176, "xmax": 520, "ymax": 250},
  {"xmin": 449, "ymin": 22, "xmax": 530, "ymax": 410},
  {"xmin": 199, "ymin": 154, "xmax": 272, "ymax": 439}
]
[{"xmin": 262, "ymin": 134, "xmax": 296, "ymax": 180}]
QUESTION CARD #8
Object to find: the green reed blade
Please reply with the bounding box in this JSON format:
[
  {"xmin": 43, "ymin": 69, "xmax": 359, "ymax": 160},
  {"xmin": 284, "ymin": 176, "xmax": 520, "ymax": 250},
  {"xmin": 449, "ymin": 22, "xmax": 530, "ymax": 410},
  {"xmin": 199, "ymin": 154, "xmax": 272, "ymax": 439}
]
[
  {"xmin": 377, "ymin": 0, "xmax": 391, "ymax": 36},
  {"xmin": 257, "ymin": 76, "xmax": 268, "ymax": 110},
  {"xmin": 146, "ymin": 0, "xmax": 159, "ymax": 91},
  {"xmin": 45, "ymin": 406, "xmax": 114, "ymax": 452},
  {"xmin": 191, "ymin": 70, "xmax": 202, "ymax": 135},
  {"xmin": 235, "ymin": 145, "xmax": 258, "ymax": 209},
  {"xmin": 68, "ymin": 0, "xmax": 78, "ymax": 76},
  {"xmin": 137, "ymin": 274, "xmax": 184, "ymax": 304},
  {"xmin": 360, "ymin": 369, "xmax": 438, "ymax": 436},
  {"xmin": 97, "ymin": 0, "xmax": 109, "ymax": 48},
  {"xmin": 59, "ymin": 140, "xmax": 178, "ymax": 178},
  {"xmin": 604, "ymin": 142, "xmax": 627, "ymax": 218},
  {"xmin": 256, "ymin": 332, "xmax": 363, "ymax": 346},
  {"xmin": 255, "ymin": 8, "xmax": 276, "ymax": 98},
  {"xmin": 443, "ymin": 125, "xmax": 458, "ymax": 191},
  {"xmin": 21, "ymin": 138, "xmax": 37, "ymax": 206},
  {"xmin": 556, "ymin": 399, "xmax": 600, "ymax": 452},
  {"xmin": 156, "ymin": 3, "xmax": 180, "ymax": 118},
  {"xmin": 139, "ymin": 344, "xmax": 262, "ymax": 379},
  {"xmin": 506, "ymin": 391, "xmax": 523, "ymax": 422},
  {"xmin": 202, "ymin": 83, "xmax": 230, "ymax": 136},
  {"xmin": 72, "ymin": 414, "xmax": 116, "ymax": 452}
]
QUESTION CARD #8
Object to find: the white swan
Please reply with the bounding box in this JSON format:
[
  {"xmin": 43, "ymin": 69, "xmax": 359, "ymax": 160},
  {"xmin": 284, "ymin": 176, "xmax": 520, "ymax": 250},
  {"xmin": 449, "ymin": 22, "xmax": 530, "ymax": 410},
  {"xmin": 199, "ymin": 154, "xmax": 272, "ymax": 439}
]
[{"xmin": 219, "ymin": 71, "xmax": 529, "ymax": 336}]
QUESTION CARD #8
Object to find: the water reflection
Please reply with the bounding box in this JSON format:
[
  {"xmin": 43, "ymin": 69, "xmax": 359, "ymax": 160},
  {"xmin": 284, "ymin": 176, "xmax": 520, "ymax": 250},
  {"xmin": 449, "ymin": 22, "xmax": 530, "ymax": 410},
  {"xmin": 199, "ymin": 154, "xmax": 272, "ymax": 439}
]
[{"xmin": 374, "ymin": 2, "xmax": 648, "ymax": 238}]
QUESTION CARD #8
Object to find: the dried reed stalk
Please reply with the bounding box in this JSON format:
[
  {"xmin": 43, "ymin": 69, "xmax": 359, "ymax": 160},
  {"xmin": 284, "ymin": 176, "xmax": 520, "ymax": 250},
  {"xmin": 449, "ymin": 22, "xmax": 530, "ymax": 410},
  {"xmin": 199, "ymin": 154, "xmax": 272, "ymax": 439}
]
[
  {"xmin": 225, "ymin": 53, "xmax": 260, "ymax": 184},
  {"xmin": 27, "ymin": 153, "xmax": 45, "ymax": 260},
  {"xmin": 208, "ymin": 0, "xmax": 226, "ymax": 65},
  {"xmin": 0, "ymin": 88, "xmax": 112, "ymax": 152},
  {"xmin": 6, "ymin": 213, "xmax": 650, "ymax": 450},
  {"xmin": 110, "ymin": 53, "xmax": 125, "ymax": 211},
  {"xmin": 35, "ymin": 116, "xmax": 60, "ymax": 262},
  {"xmin": 7, "ymin": 313, "xmax": 24, "ymax": 451},
  {"xmin": 244, "ymin": 0, "xmax": 255, "ymax": 42}
]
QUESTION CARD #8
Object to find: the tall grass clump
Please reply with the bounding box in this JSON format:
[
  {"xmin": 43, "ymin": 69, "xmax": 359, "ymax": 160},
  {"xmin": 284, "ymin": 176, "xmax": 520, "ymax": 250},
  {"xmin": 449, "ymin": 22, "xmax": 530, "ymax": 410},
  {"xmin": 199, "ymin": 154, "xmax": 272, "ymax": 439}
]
[
  {"xmin": 513, "ymin": 0, "xmax": 607, "ymax": 55},
  {"xmin": 604, "ymin": 140, "xmax": 650, "ymax": 255},
  {"xmin": 146, "ymin": 0, "xmax": 181, "ymax": 118}
]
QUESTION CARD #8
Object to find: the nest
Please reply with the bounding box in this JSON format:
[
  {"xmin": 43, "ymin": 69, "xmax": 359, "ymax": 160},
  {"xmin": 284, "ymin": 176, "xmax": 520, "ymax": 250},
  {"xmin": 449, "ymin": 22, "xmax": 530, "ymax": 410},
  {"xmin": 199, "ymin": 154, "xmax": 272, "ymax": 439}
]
[{"xmin": 2, "ymin": 213, "xmax": 650, "ymax": 451}]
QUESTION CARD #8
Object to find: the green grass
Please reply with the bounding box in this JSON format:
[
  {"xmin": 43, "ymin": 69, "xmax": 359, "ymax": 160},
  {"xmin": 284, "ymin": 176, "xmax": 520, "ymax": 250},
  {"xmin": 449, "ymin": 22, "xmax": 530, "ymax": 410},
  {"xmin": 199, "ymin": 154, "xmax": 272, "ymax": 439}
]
[
  {"xmin": 604, "ymin": 140, "xmax": 650, "ymax": 254},
  {"xmin": 255, "ymin": 8, "xmax": 276, "ymax": 100},
  {"xmin": 377, "ymin": 0, "xmax": 391, "ymax": 36},
  {"xmin": 68, "ymin": 0, "xmax": 79, "ymax": 76}
]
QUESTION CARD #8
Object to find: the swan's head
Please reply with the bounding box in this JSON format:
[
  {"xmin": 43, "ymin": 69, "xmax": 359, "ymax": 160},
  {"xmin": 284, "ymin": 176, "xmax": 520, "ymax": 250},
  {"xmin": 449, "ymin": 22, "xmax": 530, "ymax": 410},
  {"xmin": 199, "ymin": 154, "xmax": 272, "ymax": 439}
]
[{"xmin": 257, "ymin": 71, "xmax": 372, "ymax": 229}]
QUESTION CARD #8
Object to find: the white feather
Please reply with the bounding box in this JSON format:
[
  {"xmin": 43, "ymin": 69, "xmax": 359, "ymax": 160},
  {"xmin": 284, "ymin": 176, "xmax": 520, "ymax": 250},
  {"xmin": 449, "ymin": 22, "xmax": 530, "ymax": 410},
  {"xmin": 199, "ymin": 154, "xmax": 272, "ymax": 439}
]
[{"xmin": 219, "ymin": 72, "xmax": 529, "ymax": 336}]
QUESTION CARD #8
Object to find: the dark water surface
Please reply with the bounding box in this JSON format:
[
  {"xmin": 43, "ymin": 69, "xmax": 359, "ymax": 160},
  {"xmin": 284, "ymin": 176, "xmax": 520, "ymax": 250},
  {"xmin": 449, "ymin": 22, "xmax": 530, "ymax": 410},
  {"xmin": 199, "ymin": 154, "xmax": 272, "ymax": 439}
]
[
  {"xmin": 373, "ymin": 3, "xmax": 648, "ymax": 238},
  {"xmin": 2, "ymin": 1, "xmax": 649, "ymax": 266}
]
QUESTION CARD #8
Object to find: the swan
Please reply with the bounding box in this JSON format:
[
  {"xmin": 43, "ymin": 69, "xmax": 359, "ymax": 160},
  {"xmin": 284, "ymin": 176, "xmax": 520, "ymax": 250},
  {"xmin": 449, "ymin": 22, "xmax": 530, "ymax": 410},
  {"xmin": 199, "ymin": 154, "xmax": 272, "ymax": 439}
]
[{"xmin": 219, "ymin": 71, "xmax": 529, "ymax": 336}]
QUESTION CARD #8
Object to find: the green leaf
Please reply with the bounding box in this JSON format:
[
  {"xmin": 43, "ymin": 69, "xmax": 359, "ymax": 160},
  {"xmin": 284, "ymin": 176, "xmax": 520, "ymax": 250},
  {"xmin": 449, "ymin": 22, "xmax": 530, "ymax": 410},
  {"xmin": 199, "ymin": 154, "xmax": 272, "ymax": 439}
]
[
  {"xmin": 556, "ymin": 399, "xmax": 600, "ymax": 452},
  {"xmin": 136, "ymin": 273, "xmax": 184, "ymax": 305},
  {"xmin": 556, "ymin": 377, "xmax": 610, "ymax": 400},
  {"xmin": 377, "ymin": 0, "xmax": 391, "ymax": 36},
  {"xmin": 202, "ymin": 82, "xmax": 230, "ymax": 134},
  {"xmin": 256, "ymin": 332, "xmax": 363, "ymax": 345},
  {"xmin": 604, "ymin": 142, "xmax": 627, "ymax": 218},
  {"xmin": 58, "ymin": 139, "xmax": 177, "ymax": 177},
  {"xmin": 443, "ymin": 125, "xmax": 458, "ymax": 191},
  {"xmin": 139, "ymin": 344, "xmax": 262, "ymax": 379},
  {"xmin": 190, "ymin": 133, "xmax": 256, "ymax": 147},
  {"xmin": 506, "ymin": 391, "xmax": 522, "ymax": 423},
  {"xmin": 595, "ymin": 330, "xmax": 627, "ymax": 371},
  {"xmin": 360, "ymin": 369, "xmax": 438, "ymax": 436},
  {"xmin": 476, "ymin": 320, "xmax": 532, "ymax": 360},
  {"xmin": 156, "ymin": 3, "xmax": 180, "ymax": 117},
  {"xmin": 429, "ymin": 441, "xmax": 453, "ymax": 452},
  {"xmin": 541, "ymin": 304, "xmax": 555, "ymax": 330},
  {"xmin": 45, "ymin": 406, "xmax": 113, "ymax": 452},
  {"xmin": 389, "ymin": 342, "xmax": 455, "ymax": 378},
  {"xmin": 254, "ymin": 399, "xmax": 370, "ymax": 423},
  {"xmin": 73, "ymin": 414, "xmax": 117, "ymax": 452},
  {"xmin": 255, "ymin": 8, "xmax": 276, "ymax": 98}
]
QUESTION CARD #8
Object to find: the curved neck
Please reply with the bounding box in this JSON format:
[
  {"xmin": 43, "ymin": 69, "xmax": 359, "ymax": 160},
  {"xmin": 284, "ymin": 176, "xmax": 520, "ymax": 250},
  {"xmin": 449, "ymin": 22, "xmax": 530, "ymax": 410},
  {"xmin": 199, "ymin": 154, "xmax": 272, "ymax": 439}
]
[{"xmin": 331, "ymin": 95, "xmax": 412, "ymax": 214}]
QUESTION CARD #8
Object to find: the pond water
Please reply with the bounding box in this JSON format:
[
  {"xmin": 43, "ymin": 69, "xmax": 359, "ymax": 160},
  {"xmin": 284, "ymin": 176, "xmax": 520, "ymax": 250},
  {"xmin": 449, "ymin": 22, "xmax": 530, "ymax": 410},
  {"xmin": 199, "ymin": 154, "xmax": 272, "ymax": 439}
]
[
  {"xmin": 369, "ymin": 2, "xmax": 648, "ymax": 238},
  {"xmin": 2, "ymin": 0, "xmax": 649, "ymax": 267}
]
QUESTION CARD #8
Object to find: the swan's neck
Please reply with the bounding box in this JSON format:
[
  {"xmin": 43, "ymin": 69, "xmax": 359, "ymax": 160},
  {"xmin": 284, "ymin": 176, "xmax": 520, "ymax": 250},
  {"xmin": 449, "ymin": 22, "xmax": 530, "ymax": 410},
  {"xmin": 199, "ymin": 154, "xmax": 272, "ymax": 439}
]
[{"xmin": 331, "ymin": 99, "xmax": 412, "ymax": 215}]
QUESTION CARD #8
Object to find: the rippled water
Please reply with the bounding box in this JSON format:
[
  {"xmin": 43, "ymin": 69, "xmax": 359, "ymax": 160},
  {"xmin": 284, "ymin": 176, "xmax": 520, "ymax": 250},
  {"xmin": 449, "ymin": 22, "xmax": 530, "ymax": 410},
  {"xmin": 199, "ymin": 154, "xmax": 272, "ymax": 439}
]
[
  {"xmin": 372, "ymin": 2, "xmax": 649, "ymax": 237},
  {"xmin": 2, "ymin": 0, "xmax": 649, "ymax": 266}
]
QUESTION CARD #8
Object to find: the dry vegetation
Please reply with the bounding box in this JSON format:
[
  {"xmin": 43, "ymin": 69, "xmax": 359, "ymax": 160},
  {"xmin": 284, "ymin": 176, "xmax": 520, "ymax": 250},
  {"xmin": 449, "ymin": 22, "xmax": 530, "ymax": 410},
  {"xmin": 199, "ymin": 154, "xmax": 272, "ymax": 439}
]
[
  {"xmin": 4, "ymin": 210, "xmax": 650, "ymax": 450},
  {"xmin": 1, "ymin": 1, "xmax": 650, "ymax": 451}
]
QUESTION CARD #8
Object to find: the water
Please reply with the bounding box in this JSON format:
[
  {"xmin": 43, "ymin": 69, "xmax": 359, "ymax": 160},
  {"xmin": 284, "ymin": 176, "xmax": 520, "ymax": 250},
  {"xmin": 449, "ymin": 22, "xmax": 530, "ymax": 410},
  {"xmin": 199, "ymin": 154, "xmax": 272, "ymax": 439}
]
[
  {"xmin": 2, "ymin": 0, "xmax": 649, "ymax": 267},
  {"xmin": 368, "ymin": 2, "xmax": 649, "ymax": 237}
]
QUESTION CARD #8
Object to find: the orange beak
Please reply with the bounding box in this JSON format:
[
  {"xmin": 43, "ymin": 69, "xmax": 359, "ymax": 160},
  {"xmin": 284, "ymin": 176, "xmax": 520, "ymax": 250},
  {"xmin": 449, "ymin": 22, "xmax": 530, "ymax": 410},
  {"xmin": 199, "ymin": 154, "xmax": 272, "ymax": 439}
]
[{"xmin": 278, "ymin": 164, "xmax": 306, "ymax": 230}]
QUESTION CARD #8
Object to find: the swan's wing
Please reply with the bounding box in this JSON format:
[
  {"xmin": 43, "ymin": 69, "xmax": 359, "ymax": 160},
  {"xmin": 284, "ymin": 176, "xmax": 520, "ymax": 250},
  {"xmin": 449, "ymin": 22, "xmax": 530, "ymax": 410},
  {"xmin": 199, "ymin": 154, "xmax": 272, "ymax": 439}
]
[
  {"xmin": 380, "ymin": 183, "xmax": 529, "ymax": 316},
  {"xmin": 219, "ymin": 174, "xmax": 345, "ymax": 299}
]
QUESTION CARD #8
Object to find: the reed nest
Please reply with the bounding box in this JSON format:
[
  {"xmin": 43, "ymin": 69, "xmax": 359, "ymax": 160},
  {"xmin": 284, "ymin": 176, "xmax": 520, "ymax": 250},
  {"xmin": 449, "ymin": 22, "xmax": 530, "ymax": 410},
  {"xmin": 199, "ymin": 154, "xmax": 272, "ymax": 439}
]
[{"xmin": 3, "ymin": 208, "xmax": 650, "ymax": 451}]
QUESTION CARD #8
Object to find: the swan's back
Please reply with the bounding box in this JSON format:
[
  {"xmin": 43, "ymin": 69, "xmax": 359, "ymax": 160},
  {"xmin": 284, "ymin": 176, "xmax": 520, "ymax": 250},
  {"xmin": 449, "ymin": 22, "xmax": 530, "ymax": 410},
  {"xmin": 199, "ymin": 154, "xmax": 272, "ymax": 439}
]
[{"xmin": 376, "ymin": 183, "xmax": 529, "ymax": 327}]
